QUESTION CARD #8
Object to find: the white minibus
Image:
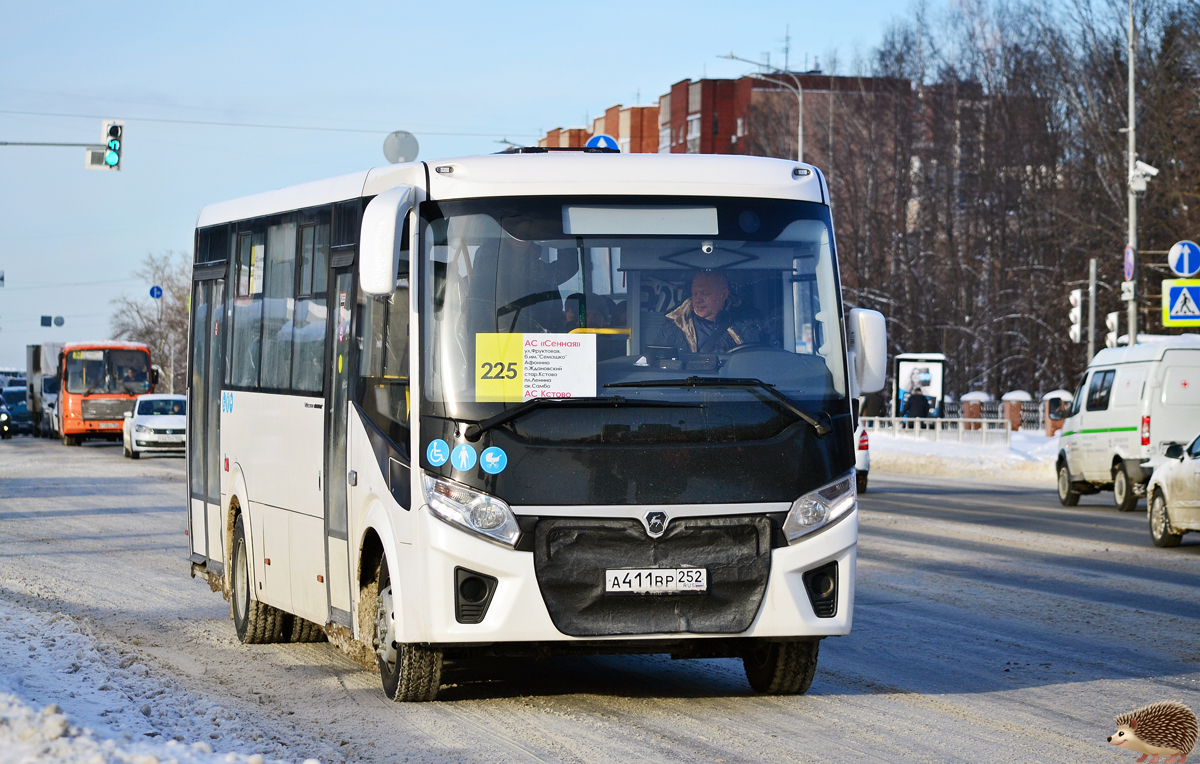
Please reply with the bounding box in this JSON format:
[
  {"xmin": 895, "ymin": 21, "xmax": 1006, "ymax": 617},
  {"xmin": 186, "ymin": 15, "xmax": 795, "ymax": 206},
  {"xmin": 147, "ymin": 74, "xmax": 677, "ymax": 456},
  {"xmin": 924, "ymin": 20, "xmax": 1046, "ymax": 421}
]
[
  {"xmin": 1056, "ymin": 334, "xmax": 1200, "ymax": 510},
  {"xmin": 186, "ymin": 150, "xmax": 887, "ymax": 701}
]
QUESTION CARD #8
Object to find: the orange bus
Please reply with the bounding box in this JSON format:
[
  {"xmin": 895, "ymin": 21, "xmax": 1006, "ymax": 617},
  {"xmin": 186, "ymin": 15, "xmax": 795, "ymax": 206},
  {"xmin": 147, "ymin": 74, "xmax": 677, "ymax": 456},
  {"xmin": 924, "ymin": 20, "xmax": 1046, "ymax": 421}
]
[{"xmin": 57, "ymin": 341, "xmax": 156, "ymax": 445}]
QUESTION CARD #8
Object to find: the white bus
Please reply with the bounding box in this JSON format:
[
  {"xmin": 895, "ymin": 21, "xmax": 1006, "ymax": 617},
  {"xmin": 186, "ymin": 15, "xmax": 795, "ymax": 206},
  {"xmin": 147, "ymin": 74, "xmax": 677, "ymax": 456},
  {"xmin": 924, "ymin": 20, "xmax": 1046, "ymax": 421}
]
[{"xmin": 186, "ymin": 150, "xmax": 887, "ymax": 701}]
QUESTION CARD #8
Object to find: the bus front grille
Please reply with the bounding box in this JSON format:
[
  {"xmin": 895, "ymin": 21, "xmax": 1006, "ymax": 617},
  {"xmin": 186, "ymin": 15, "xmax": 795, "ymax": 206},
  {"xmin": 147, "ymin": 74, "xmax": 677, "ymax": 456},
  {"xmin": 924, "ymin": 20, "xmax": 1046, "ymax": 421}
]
[
  {"xmin": 532, "ymin": 516, "xmax": 771, "ymax": 637},
  {"xmin": 82, "ymin": 399, "xmax": 134, "ymax": 421}
]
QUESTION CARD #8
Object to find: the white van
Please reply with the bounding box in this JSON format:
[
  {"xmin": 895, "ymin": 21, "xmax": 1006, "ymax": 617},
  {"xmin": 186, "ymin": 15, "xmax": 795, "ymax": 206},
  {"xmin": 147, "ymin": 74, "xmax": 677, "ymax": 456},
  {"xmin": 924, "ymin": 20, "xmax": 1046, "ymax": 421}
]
[{"xmin": 1056, "ymin": 335, "xmax": 1200, "ymax": 510}]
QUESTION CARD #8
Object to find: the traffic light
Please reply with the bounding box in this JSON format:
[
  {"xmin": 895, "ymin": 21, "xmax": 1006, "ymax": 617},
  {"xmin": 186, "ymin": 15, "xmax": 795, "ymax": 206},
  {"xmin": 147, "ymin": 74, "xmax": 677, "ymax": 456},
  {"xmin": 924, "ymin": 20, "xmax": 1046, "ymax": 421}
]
[
  {"xmin": 1106, "ymin": 311, "xmax": 1121, "ymax": 349},
  {"xmin": 1068, "ymin": 289, "xmax": 1083, "ymax": 343},
  {"xmin": 101, "ymin": 120, "xmax": 123, "ymax": 170}
]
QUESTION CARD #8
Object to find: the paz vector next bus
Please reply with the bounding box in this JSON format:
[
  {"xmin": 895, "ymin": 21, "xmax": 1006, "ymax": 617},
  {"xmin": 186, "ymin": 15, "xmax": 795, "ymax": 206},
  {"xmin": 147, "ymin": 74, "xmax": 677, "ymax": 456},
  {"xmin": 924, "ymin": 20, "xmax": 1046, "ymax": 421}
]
[{"xmin": 185, "ymin": 151, "xmax": 887, "ymax": 701}]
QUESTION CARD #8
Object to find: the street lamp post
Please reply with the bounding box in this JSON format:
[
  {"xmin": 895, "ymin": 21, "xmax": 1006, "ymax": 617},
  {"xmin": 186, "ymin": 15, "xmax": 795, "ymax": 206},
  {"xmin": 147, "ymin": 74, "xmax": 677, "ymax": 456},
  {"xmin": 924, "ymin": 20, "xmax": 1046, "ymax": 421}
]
[{"xmin": 721, "ymin": 53, "xmax": 805, "ymax": 163}]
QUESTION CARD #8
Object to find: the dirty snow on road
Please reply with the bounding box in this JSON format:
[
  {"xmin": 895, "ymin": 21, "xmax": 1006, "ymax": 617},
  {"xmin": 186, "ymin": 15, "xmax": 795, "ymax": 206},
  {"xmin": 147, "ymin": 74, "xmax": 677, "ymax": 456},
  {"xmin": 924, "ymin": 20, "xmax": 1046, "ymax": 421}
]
[
  {"xmin": 869, "ymin": 428, "xmax": 1059, "ymax": 483},
  {"xmin": 1, "ymin": 437, "xmax": 1197, "ymax": 763}
]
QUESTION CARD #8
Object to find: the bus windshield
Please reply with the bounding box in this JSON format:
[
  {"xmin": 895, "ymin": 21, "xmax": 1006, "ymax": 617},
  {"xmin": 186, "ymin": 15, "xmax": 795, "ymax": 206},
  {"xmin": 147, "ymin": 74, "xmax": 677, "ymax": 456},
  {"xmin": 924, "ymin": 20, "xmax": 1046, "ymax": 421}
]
[
  {"xmin": 419, "ymin": 196, "xmax": 852, "ymax": 505},
  {"xmin": 421, "ymin": 196, "xmax": 844, "ymax": 418},
  {"xmin": 65, "ymin": 349, "xmax": 151, "ymax": 395}
]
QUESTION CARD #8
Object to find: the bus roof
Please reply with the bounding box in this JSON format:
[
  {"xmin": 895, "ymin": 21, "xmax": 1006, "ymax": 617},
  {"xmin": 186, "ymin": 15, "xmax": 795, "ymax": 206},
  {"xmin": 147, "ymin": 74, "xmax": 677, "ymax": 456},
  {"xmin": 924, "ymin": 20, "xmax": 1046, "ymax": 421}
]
[
  {"xmin": 61, "ymin": 341, "xmax": 150, "ymax": 352},
  {"xmin": 196, "ymin": 153, "xmax": 827, "ymax": 229}
]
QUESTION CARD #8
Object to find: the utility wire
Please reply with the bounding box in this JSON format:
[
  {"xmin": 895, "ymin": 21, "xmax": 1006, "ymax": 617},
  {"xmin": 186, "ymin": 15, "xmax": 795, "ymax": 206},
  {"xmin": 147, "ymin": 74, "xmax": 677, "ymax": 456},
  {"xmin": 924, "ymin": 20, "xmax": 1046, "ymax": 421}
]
[
  {"xmin": 0, "ymin": 109, "xmax": 540, "ymax": 138},
  {"xmin": 0, "ymin": 141, "xmax": 99, "ymax": 147}
]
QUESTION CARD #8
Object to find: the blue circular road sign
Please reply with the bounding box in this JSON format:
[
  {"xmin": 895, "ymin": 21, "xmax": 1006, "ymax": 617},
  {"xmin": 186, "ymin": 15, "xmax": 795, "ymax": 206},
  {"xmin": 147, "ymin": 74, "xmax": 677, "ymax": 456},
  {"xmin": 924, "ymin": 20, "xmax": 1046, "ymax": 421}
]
[
  {"xmin": 585, "ymin": 134, "xmax": 619, "ymax": 151},
  {"xmin": 1168, "ymin": 240, "xmax": 1200, "ymax": 278},
  {"xmin": 149, "ymin": 285, "xmax": 163, "ymax": 299}
]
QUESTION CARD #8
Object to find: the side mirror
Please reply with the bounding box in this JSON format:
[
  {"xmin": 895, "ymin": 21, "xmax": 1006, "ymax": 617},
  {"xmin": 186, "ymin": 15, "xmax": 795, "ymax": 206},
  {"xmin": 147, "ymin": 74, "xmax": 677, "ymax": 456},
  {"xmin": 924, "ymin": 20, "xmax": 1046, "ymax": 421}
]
[
  {"xmin": 1047, "ymin": 399, "xmax": 1064, "ymax": 421},
  {"xmin": 1165, "ymin": 443, "xmax": 1184, "ymax": 460},
  {"xmin": 359, "ymin": 185, "xmax": 414, "ymax": 296},
  {"xmin": 124, "ymin": 411, "xmax": 133, "ymax": 418},
  {"xmin": 847, "ymin": 308, "xmax": 887, "ymax": 394},
  {"xmin": 151, "ymin": 369, "xmax": 160, "ymax": 385}
]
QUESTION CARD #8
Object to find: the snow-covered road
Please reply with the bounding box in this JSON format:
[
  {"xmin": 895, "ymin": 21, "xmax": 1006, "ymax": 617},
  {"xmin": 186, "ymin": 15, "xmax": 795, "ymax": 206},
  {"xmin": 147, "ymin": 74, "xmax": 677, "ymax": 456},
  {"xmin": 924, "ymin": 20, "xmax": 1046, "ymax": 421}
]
[{"xmin": 0, "ymin": 438, "xmax": 1197, "ymax": 763}]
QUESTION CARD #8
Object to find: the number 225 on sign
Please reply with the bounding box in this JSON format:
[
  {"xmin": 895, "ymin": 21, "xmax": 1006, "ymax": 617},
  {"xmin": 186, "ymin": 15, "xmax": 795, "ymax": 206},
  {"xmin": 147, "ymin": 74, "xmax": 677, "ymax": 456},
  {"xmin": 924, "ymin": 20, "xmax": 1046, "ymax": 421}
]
[{"xmin": 475, "ymin": 333, "xmax": 523, "ymax": 401}]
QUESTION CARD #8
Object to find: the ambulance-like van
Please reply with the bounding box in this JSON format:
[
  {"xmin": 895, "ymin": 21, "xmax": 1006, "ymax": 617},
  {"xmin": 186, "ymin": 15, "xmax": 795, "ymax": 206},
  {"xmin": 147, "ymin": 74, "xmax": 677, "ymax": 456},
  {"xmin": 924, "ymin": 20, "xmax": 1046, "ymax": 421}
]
[{"xmin": 1055, "ymin": 335, "xmax": 1200, "ymax": 510}]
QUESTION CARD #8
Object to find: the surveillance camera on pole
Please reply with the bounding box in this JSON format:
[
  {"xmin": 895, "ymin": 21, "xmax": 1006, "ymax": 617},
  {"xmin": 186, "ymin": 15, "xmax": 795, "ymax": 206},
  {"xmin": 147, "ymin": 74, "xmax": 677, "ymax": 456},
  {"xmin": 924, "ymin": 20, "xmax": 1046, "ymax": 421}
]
[
  {"xmin": 1130, "ymin": 160, "xmax": 1157, "ymax": 196},
  {"xmin": 1106, "ymin": 311, "xmax": 1121, "ymax": 349},
  {"xmin": 1068, "ymin": 289, "xmax": 1083, "ymax": 343}
]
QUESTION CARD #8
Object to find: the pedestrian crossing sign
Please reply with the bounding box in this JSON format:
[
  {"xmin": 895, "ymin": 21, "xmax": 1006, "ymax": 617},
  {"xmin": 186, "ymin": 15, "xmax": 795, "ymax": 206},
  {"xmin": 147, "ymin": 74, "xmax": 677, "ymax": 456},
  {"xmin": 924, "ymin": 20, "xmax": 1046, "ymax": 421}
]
[{"xmin": 1163, "ymin": 279, "xmax": 1200, "ymax": 326}]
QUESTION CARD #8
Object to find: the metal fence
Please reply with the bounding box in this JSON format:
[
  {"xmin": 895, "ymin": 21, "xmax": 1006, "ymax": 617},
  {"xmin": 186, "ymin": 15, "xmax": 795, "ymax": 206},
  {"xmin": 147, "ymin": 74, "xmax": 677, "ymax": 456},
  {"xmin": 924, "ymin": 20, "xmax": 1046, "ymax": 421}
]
[
  {"xmin": 862, "ymin": 416, "xmax": 1013, "ymax": 446},
  {"xmin": 925, "ymin": 401, "xmax": 1045, "ymax": 432}
]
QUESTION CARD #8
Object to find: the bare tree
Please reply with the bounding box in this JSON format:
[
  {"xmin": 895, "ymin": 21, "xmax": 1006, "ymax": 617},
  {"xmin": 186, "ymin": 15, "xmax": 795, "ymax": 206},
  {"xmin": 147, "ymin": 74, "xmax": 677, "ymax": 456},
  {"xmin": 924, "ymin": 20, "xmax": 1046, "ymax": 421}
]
[{"xmin": 111, "ymin": 251, "xmax": 191, "ymax": 393}]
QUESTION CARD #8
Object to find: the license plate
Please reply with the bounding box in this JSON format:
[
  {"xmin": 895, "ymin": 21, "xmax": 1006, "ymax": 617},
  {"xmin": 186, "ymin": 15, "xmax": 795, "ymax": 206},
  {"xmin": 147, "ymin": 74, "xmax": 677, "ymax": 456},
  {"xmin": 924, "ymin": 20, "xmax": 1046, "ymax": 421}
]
[
  {"xmin": 96, "ymin": 422, "xmax": 120, "ymax": 429},
  {"xmin": 605, "ymin": 568, "xmax": 707, "ymax": 595}
]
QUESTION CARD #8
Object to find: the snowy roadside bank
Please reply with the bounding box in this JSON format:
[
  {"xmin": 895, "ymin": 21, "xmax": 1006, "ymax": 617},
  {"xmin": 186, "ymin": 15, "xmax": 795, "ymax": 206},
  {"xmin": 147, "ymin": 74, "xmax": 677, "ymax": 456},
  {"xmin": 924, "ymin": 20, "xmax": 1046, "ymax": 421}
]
[
  {"xmin": 0, "ymin": 592, "xmax": 318, "ymax": 764},
  {"xmin": 868, "ymin": 430, "xmax": 1058, "ymax": 484}
]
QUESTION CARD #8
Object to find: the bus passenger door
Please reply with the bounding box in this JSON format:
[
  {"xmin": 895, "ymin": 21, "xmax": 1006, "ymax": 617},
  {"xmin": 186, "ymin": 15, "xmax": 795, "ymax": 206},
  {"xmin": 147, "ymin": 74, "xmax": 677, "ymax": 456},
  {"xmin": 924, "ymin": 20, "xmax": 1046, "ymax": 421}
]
[
  {"xmin": 187, "ymin": 276, "xmax": 226, "ymax": 573},
  {"xmin": 324, "ymin": 265, "xmax": 355, "ymax": 625}
]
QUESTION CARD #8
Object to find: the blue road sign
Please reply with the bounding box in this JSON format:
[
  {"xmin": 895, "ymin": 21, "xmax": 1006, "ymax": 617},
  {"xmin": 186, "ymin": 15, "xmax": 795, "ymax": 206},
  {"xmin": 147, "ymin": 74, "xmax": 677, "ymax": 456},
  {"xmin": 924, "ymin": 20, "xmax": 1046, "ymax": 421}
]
[
  {"xmin": 426, "ymin": 439, "xmax": 450, "ymax": 466},
  {"xmin": 149, "ymin": 285, "xmax": 163, "ymax": 299},
  {"xmin": 451, "ymin": 444, "xmax": 477, "ymax": 472},
  {"xmin": 585, "ymin": 134, "xmax": 619, "ymax": 151},
  {"xmin": 1124, "ymin": 246, "xmax": 1135, "ymax": 281},
  {"xmin": 1168, "ymin": 240, "xmax": 1200, "ymax": 278},
  {"xmin": 1163, "ymin": 279, "xmax": 1200, "ymax": 327}
]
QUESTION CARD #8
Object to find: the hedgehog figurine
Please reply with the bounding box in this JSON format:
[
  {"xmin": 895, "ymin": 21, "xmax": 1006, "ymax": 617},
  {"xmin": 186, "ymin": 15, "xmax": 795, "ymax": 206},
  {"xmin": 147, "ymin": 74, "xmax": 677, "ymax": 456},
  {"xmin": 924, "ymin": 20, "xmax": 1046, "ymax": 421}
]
[{"xmin": 1107, "ymin": 701, "xmax": 1197, "ymax": 763}]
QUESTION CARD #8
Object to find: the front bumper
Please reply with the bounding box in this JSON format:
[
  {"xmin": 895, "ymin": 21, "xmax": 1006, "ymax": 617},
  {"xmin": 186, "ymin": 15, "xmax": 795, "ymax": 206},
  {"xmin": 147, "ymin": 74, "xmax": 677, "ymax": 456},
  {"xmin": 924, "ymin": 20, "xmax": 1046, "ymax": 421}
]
[{"xmin": 400, "ymin": 505, "xmax": 856, "ymax": 645}]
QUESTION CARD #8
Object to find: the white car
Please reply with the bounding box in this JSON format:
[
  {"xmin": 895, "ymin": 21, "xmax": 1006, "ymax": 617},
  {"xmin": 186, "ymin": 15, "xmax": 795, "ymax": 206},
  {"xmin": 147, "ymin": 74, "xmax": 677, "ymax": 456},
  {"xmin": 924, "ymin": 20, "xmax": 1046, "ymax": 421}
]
[
  {"xmin": 122, "ymin": 394, "xmax": 186, "ymax": 459},
  {"xmin": 1145, "ymin": 438, "xmax": 1200, "ymax": 547},
  {"xmin": 855, "ymin": 421, "xmax": 869, "ymax": 493}
]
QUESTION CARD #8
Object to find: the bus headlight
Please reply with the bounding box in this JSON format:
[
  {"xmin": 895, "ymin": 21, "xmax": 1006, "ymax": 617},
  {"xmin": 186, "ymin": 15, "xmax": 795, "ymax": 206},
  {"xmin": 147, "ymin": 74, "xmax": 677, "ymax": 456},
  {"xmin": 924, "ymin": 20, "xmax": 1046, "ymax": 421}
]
[
  {"xmin": 783, "ymin": 471, "xmax": 856, "ymax": 543},
  {"xmin": 422, "ymin": 473, "xmax": 520, "ymax": 548}
]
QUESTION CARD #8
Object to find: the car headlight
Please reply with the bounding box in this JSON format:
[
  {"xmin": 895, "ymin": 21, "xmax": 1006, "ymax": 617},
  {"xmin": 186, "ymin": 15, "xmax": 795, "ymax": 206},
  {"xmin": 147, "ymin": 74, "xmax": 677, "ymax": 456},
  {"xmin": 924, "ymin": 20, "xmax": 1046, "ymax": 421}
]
[
  {"xmin": 422, "ymin": 472, "xmax": 520, "ymax": 548},
  {"xmin": 782, "ymin": 471, "xmax": 857, "ymax": 543},
  {"xmin": 0, "ymin": 413, "xmax": 7, "ymax": 421},
  {"xmin": 134, "ymin": 424, "xmax": 152, "ymax": 433}
]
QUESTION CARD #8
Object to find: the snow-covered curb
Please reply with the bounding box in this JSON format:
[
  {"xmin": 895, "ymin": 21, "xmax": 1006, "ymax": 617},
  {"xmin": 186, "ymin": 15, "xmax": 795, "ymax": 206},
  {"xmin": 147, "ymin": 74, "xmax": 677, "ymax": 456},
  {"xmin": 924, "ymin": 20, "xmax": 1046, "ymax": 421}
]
[
  {"xmin": 0, "ymin": 594, "xmax": 321, "ymax": 764},
  {"xmin": 868, "ymin": 431, "xmax": 1058, "ymax": 484}
]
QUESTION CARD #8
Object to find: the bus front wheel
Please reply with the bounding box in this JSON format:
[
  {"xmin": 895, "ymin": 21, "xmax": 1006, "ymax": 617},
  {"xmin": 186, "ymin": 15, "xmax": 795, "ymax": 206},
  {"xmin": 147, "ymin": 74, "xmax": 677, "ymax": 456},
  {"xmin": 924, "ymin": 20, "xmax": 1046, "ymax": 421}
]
[
  {"xmin": 743, "ymin": 639, "xmax": 819, "ymax": 695},
  {"xmin": 373, "ymin": 559, "xmax": 442, "ymax": 702}
]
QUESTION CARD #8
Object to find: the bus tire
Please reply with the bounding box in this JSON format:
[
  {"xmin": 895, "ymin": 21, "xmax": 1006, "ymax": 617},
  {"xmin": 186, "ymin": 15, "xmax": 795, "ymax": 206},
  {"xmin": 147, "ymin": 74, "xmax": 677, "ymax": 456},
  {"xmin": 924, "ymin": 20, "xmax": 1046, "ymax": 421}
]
[
  {"xmin": 231, "ymin": 515, "xmax": 284, "ymax": 644},
  {"xmin": 1113, "ymin": 463, "xmax": 1139, "ymax": 512},
  {"xmin": 283, "ymin": 615, "xmax": 327, "ymax": 643},
  {"xmin": 374, "ymin": 559, "xmax": 442, "ymax": 702},
  {"xmin": 742, "ymin": 639, "xmax": 819, "ymax": 695},
  {"xmin": 1057, "ymin": 463, "xmax": 1080, "ymax": 506},
  {"xmin": 62, "ymin": 434, "xmax": 79, "ymax": 446},
  {"xmin": 1149, "ymin": 490, "xmax": 1183, "ymax": 548}
]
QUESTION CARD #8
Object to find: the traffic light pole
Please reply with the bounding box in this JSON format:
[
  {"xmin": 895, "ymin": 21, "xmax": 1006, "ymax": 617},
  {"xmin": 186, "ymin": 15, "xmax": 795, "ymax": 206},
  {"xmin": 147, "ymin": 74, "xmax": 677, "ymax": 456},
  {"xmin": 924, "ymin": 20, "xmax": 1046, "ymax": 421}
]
[
  {"xmin": 1088, "ymin": 258, "xmax": 1097, "ymax": 361},
  {"xmin": 0, "ymin": 141, "xmax": 99, "ymax": 147}
]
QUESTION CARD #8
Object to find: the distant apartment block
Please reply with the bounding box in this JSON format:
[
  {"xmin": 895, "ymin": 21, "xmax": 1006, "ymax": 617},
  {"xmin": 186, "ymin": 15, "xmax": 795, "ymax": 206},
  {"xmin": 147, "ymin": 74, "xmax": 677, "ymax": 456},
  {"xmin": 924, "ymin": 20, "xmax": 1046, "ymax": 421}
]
[
  {"xmin": 537, "ymin": 73, "xmax": 909, "ymax": 162},
  {"xmin": 538, "ymin": 104, "xmax": 659, "ymax": 153}
]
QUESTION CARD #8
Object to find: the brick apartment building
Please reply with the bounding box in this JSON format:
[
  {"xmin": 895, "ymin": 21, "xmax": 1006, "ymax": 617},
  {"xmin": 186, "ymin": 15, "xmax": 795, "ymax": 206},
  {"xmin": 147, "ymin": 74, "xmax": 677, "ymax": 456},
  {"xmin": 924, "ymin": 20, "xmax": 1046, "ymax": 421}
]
[
  {"xmin": 537, "ymin": 73, "xmax": 910, "ymax": 163},
  {"xmin": 539, "ymin": 104, "xmax": 659, "ymax": 153}
]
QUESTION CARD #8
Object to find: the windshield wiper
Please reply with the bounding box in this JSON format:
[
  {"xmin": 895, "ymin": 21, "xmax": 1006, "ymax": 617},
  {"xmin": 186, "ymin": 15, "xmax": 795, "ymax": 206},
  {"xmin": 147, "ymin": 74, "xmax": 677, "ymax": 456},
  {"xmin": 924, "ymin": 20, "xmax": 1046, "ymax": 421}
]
[
  {"xmin": 464, "ymin": 395, "xmax": 702, "ymax": 442},
  {"xmin": 605, "ymin": 376, "xmax": 832, "ymax": 437}
]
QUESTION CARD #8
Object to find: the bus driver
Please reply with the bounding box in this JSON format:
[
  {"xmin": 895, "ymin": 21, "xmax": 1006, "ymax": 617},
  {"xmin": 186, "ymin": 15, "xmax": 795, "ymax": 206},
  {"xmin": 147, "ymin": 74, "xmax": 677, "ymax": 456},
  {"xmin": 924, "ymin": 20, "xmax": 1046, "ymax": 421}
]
[{"xmin": 655, "ymin": 271, "xmax": 765, "ymax": 354}]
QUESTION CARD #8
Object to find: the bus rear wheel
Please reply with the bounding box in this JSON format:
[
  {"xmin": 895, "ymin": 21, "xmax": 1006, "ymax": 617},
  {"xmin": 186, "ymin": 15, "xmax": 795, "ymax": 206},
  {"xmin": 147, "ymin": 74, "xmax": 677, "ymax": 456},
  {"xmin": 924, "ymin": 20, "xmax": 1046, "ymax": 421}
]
[
  {"xmin": 373, "ymin": 559, "xmax": 442, "ymax": 702},
  {"xmin": 62, "ymin": 434, "xmax": 80, "ymax": 446},
  {"xmin": 742, "ymin": 639, "xmax": 819, "ymax": 695},
  {"xmin": 231, "ymin": 515, "xmax": 283, "ymax": 644}
]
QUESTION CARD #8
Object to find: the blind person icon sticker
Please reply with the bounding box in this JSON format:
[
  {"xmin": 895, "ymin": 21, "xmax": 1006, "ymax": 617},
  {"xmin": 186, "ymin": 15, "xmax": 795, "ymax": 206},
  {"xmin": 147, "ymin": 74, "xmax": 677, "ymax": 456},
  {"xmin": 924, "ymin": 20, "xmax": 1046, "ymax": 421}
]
[
  {"xmin": 451, "ymin": 444, "xmax": 477, "ymax": 472},
  {"xmin": 426, "ymin": 439, "xmax": 450, "ymax": 467}
]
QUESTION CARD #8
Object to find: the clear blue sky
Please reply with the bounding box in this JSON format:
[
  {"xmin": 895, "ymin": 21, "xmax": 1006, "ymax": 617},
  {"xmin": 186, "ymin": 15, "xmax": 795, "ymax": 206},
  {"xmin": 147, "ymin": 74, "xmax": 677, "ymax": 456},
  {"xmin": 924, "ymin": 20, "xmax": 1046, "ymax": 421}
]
[{"xmin": 0, "ymin": 0, "xmax": 912, "ymax": 368}]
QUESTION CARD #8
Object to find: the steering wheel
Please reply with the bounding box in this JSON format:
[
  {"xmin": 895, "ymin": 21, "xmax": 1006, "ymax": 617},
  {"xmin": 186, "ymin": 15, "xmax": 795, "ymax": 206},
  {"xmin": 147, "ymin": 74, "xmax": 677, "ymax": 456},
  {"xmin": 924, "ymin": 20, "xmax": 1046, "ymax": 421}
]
[{"xmin": 726, "ymin": 342, "xmax": 777, "ymax": 354}]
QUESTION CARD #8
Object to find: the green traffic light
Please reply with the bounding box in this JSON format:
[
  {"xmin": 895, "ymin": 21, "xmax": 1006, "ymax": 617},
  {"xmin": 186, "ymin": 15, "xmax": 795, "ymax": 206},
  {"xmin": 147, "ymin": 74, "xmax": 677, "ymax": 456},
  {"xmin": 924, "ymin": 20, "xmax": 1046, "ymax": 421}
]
[
  {"xmin": 105, "ymin": 150, "xmax": 119, "ymax": 166},
  {"xmin": 108, "ymin": 139, "xmax": 120, "ymax": 151}
]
